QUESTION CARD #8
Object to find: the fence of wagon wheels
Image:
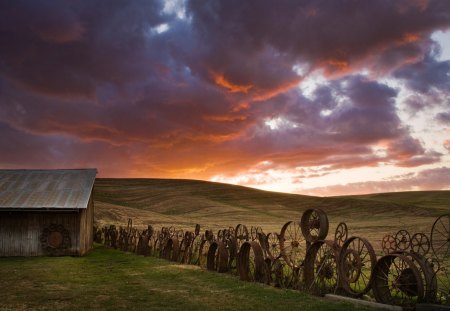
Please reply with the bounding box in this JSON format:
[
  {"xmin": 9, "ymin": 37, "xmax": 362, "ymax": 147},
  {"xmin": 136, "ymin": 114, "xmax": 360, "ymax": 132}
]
[{"xmin": 93, "ymin": 211, "xmax": 450, "ymax": 309}]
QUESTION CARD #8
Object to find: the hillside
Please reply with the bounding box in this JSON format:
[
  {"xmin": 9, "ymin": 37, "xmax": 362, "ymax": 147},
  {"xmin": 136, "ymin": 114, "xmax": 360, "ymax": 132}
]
[{"xmin": 93, "ymin": 178, "xmax": 449, "ymax": 246}]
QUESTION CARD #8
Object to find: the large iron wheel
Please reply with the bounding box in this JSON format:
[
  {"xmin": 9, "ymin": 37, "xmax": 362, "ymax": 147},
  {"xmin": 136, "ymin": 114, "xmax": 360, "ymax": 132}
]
[
  {"xmin": 304, "ymin": 240, "xmax": 340, "ymax": 296},
  {"xmin": 431, "ymin": 214, "xmax": 450, "ymax": 261},
  {"xmin": 266, "ymin": 232, "xmax": 281, "ymax": 261},
  {"xmin": 237, "ymin": 241, "xmax": 268, "ymax": 283},
  {"xmin": 301, "ymin": 209, "xmax": 329, "ymax": 243},
  {"xmin": 207, "ymin": 241, "xmax": 229, "ymax": 273},
  {"xmin": 372, "ymin": 253, "xmax": 424, "ymax": 308},
  {"xmin": 280, "ymin": 221, "xmax": 307, "ymax": 268},
  {"xmin": 338, "ymin": 236, "xmax": 377, "ymax": 297}
]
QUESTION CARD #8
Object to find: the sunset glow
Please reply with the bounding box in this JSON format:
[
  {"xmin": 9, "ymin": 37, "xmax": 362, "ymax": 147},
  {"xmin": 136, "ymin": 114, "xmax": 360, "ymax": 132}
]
[{"xmin": 1, "ymin": 0, "xmax": 449, "ymax": 196}]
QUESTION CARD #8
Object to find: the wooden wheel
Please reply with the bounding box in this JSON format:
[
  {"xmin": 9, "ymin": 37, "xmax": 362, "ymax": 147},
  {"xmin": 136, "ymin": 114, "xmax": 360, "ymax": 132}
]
[
  {"xmin": 338, "ymin": 236, "xmax": 377, "ymax": 297},
  {"xmin": 431, "ymin": 214, "xmax": 450, "ymax": 261},
  {"xmin": 372, "ymin": 253, "xmax": 424, "ymax": 308},
  {"xmin": 280, "ymin": 221, "xmax": 307, "ymax": 268},
  {"xmin": 301, "ymin": 209, "xmax": 329, "ymax": 243},
  {"xmin": 304, "ymin": 240, "xmax": 340, "ymax": 296}
]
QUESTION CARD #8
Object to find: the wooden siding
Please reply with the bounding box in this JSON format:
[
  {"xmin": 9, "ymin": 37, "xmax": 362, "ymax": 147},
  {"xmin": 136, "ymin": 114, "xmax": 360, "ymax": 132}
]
[
  {"xmin": 0, "ymin": 211, "xmax": 81, "ymax": 257},
  {"xmin": 79, "ymin": 191, "xmax": 94, "ymax": 255}
]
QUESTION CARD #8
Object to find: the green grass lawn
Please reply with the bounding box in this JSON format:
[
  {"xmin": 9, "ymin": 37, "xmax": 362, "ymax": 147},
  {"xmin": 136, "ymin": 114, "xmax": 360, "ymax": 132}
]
[{"xmin": 0, "ymin": 245, "xmax": 373, "ymax": 311}]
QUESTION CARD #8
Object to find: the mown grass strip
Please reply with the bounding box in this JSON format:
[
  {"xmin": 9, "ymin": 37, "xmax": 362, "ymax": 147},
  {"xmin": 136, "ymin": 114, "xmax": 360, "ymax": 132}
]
[{"xmin": 0, "ymin": 245, "xmax": 374, "ymax": 310}]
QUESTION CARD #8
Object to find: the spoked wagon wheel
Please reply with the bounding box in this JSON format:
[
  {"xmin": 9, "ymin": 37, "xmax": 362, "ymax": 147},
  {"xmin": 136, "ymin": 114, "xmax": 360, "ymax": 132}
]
[
  {"xmin": 304, "ymin": 240, "xmax": 340, "ymax": 296},
  {"xmin": 266, "ymin": 232, "xmax": 281, "ymax": 261},
  {"xmin": 410, "ymin": 233, "xmax": 430, "ymax": 256},
  {"xmin": 381, "ymin": 234, "xmax": 397, "ymax": 255},
  {"xmin": 235, "ymin": 224, "xmax": 249, "ymax": 248},
  {"xmin": 237, "ymin": 241, "xmax": 268, "ymax": 283},
  {"xmin": 250, "ymin": 226, "xmax": 262, "ymax": 241},
  {"xmin": 431, "ymin": 214, "xmax": 450, "ymax": 261},
  {"xmin": 301, "ymin": 209, "xmax": 329, "ymax": 243},
  {"xmin": 334, "ymin": 222, "xmax": 348, "ymax": 248},
  {"xmin": 338, "ymin": 236, "xmax": 377, "ymax": 297},
  {"xmin": 280, "ymin": 221, "xmax": 307, "ymax": 268},
  {"xmin": 207, "ymin": 241, "xmax": 229, "ymax": 273},
  {"xmin": 372, "ymin": 253, "xmax": 424, "ymax": 308}
]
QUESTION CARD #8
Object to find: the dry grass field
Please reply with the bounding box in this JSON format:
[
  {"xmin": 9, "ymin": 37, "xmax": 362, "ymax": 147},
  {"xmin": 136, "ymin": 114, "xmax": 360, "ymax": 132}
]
[{"xmin": 94, "ymin": 178, "xmax": 450, "ymax": 253}]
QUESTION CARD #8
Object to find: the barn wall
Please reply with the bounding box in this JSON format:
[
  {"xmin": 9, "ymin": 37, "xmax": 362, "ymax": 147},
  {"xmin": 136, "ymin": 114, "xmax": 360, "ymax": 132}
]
[
  {"xmin": 0, "ymin": 211, "xmax": 81, "ymax": 257},
  {"xmin": 78, "ymin": 192, "xmax": 94, "ymax": 255}
]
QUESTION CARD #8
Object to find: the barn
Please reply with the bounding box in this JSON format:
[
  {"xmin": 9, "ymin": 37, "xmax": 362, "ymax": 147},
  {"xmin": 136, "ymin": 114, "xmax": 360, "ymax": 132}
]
[{"xmin": 0, "ymin": 169, "xmax": 97, "ymax": 256}]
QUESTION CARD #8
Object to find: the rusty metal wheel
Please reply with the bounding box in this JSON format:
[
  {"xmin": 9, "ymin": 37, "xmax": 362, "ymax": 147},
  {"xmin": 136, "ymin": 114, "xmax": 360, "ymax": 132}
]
[
  {"xmin": 204, "ymin": 229, "xmax": 214, "ymax": 242},
  {"xmin": 235, "ymin": 224, "xmax": 249, "ymax": 246},
  {"xmin": 270, "ymin": 258, "xmax": 295, "ymax": 288},
  {"xmin": 250, "ymin": 226, "xmax": 262, "ymax": 241},
  {"xmin": 266, "ymin": 232, "xmax": 281, "ymax": 261},
  {"xmin": 194, "ymin": 224, "xmax": 201, "ymax": 236},
  {"xmin": 334, "ymin": 222, "xmax": 348, "ymax": 248},
  {"xmin": 402, "ymin": 252, "xmax": 437, "ymax": 303},
  {"xmin": 410, "ymin": 233, "xmax": 430, "ymax": 256},
  {"xmin": 338, "ymin": 236, "xmax": 377, "ymax": 297},
  {"xmin": 207, "ymin": 241, "xmax": 229, "ymax": 273},
  {"xmin": 301, "ymin": 209, "xmax": 329, "ymax": 243},
  {"xmin": 188, "ymin": 235, "xmax": 202, "ymax": 265},
  {"xmin": 304, "ymin": 240, "xmax": 340, "ymax": 296},
  {"xmin": 237, "ymin": 241, "xmax": 268, "ymax": 283},
  {"xmin": 179, "ymin": 231, "xmax": 194, "ymax": 263},
  {"xmin": 217, "ymin": 229, "xmax": 224, "ymax": 241},
  {"xmin": 226, "ymin": 237, "xmax": 238, "ymax": 273},
  {"xmin": 198, "ymin": 238, "xmax": 211, "ymax": 268},
  {"xmin": 40, "ymin": 224, "xmax": 72, "ymax": 254},
  {"xmin": 381, "ymin": 234, "xmax": 397, "ymax": 255},
  {"xmin": 433, "ymin": 263, "xmax": 450, "ymax": 305},
  {"xmin": 160, "ymin": 237, "xmax": 180, "ymax": 262},
  {"xmin": 395, "ymin": 229, "xmax": 411, "ymax": 252},
  {"xmin": 372, "ymin": 253, "xmax": 424, "ymax": 308},
  {"xmin": 431, "ymin": 214, "xmax": 450, "ymax": 261},
  {"xmin": 280, "ymin": 221, "xmax": 307, "ymax": 268}
]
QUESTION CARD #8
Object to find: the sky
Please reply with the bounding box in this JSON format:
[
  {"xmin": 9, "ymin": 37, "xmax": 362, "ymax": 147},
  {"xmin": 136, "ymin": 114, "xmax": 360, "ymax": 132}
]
[{"xmin": 1, "ymin": 0, "xmax": 450, "ymax": 196}]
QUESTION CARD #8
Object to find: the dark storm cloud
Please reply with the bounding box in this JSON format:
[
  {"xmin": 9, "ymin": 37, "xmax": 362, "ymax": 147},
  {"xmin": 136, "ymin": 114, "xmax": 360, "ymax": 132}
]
[
  {"xmin": 393, "ymin": 54, "xmax": 450, "ymax": 94},
  {"xmin": 0, "ymin": 0, "xmax": 449, "ymax": 180},
  {"xmin": 187, "ymin": 0, "xmax": 450, "ymax": 76}
]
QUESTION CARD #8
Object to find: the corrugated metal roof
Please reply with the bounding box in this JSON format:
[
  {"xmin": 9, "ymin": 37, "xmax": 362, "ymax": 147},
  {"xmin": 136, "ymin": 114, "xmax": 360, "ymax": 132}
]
[{"xmin": 0, "ymin": 169, "xmax": 97, "ymax": 209}]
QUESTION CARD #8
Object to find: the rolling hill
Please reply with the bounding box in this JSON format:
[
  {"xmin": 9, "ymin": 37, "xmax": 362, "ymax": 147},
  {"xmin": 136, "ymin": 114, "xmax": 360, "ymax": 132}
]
[{"xmin": 93, "ymin": 178, "xmax": 450, "ymax": 248}]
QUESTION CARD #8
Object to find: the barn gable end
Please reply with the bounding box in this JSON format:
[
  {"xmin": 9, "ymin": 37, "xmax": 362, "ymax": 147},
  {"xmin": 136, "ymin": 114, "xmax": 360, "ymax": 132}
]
[{"xmin": 0, "ymin": 169, "xmax": 97, "ymax": 257}]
